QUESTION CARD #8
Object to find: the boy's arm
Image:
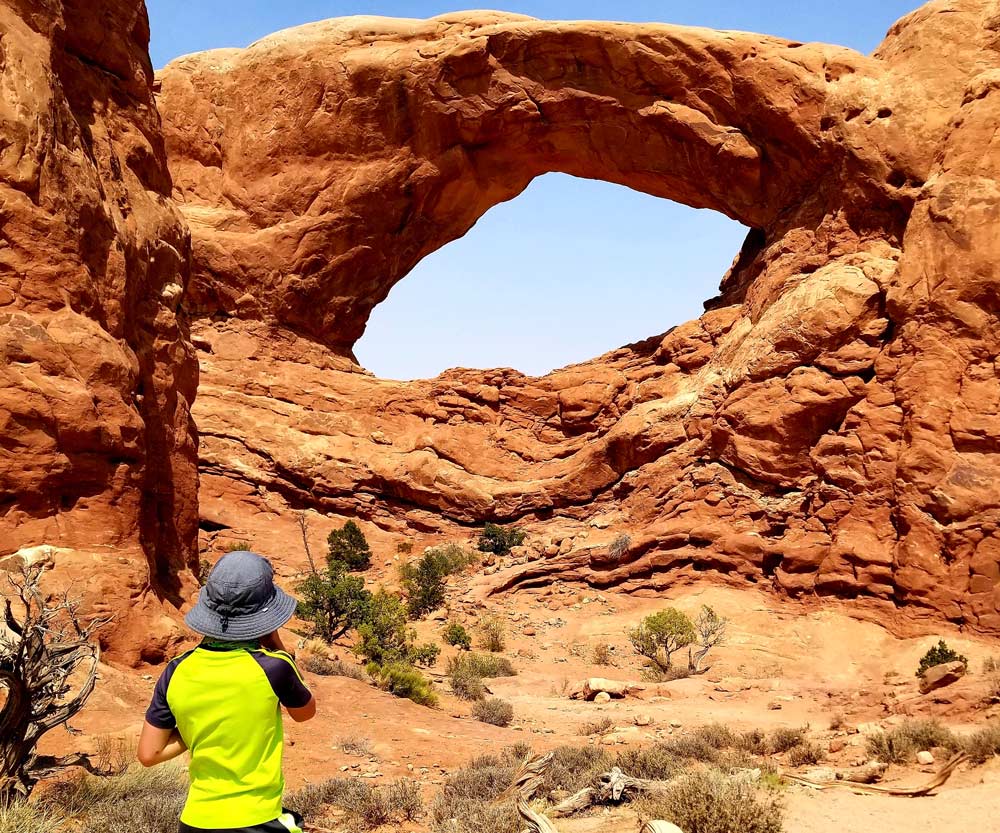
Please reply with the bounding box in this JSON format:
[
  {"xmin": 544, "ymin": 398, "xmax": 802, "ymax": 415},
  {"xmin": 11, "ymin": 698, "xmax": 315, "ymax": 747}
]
[
  {"xmin": 138, "ymin": 723, "xmax": 188, "ymax": 767},
  {"xmin": 256, "ymin": 631, "xmax": 317, "ymax": 722}
]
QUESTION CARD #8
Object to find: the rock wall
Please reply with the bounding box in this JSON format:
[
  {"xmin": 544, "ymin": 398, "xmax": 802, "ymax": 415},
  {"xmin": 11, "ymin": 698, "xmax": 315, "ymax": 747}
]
[
  {"xmin": 158, "ymin": 0, "xmax": 1000, "ymax": 635},
  {"xmin": 0, "ymin": 0, "xmax": 198, "ymax": 660}
]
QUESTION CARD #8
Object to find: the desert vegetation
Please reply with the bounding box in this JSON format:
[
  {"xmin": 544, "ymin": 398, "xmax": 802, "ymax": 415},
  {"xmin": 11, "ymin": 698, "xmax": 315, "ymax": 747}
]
[{"xmin": 628, "ymin": 605, "xmax": 728, "ymax": 680}]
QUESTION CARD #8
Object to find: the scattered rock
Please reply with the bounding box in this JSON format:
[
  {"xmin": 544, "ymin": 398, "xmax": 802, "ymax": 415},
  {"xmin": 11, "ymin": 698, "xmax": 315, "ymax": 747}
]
[
  {"xmin": 917, "ymin": 750, "xmax": 935, "ymax": 765},
  {"xmin": 594, "ymin": 692, "xmax": 612, "ymax": 704},
  {"xmin": 919, "ymin": 661, "xmax": 966, "ymax": 694},
  {"xmin": 569, "ymin": 678, "xmax": 639, "ymax": 701}
]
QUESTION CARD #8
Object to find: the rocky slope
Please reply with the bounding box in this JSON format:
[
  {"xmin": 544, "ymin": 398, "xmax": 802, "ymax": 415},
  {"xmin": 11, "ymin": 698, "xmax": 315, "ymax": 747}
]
[{"xmin": 158, "ymin": 0, "xmax": 1000, "ymax": 636}]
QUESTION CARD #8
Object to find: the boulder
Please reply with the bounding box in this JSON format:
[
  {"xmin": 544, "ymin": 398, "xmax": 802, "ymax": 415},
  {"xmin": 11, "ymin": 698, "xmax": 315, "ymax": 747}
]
[
  {"xmin": 919, "ymin": 662, "xmax": 967, "ymax": 694},
  {"xmin": 569, "ymin": 678, "xmax": 638, "ymax": 701}
]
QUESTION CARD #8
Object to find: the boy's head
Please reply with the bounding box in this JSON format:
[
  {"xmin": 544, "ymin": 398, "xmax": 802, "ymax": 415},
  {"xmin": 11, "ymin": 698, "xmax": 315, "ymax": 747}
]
[{"xmin": 185, "ymin": 550, "xmax": 297, "ymax": 640}]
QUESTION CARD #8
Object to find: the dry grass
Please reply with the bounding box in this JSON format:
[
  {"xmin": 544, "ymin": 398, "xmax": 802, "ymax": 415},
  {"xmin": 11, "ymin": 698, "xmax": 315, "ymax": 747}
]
[
  {"xmin": 285, "ymin": 777, "xmax": 422, "ymax": 830},
  {"xmin": 93, "ymin": 735, "xmax": 132, "ymax": 776},
  {"xmin": 579, "ymin": 716, "xmax": 615, "ymax": 736},
  {"xmin": 638, "ymin": 769, "xmax": 783, "ymax": 833},
  {"xmin": 430, "ymin": 748, "xmax": 524, "ymax": 833},
  {"xmin": 0, "ymin": 800, "xmax": 64, "ymax": 833},
  {"xmin": 542, "ymin": 745, "xmax": 613, "ymax": 794},
  {"xmin": 301, "ymin": 653, "xmax": 367, "ymax": 680},
  {"xmin": 591, "ymin": 643, "xmax": 614, "ymax": 666},
  {"xmin": 865, "ymin": 719, "xmax": 960, "ymax": 764},
  {"xmin": 963, "ymin": 721, "xmax": 1000, "ymax": 764},
  {"xmin": 338, "ymin": 735, "xmax": 374, "ymax": 757}
]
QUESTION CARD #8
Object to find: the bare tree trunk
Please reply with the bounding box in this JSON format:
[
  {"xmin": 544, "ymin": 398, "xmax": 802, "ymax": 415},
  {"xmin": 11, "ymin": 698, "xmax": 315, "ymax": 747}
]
[
  {"xmin": 297, "ymin": 511, "xmax": 318, "ymax": 575},
  {"xmin": 0, "ymin": 564, "xmax": 106, "ymax": 800}
]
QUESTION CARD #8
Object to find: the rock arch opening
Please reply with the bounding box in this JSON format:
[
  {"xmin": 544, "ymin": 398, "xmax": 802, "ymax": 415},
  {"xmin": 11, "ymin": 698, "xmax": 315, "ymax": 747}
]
[{"xmin": 355, "ymin": 172, "xmax": 748, "ymax": 380}]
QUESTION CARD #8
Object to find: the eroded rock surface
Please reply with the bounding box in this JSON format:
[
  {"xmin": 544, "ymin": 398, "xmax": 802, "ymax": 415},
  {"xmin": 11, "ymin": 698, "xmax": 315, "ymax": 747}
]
[
  {"xmin": 155, "ymin": 0, "xmax": 1000, "ymax": 635},
  {"xmin": 0, "ymin": 0, "xmax": 198, "ymax": 660}
]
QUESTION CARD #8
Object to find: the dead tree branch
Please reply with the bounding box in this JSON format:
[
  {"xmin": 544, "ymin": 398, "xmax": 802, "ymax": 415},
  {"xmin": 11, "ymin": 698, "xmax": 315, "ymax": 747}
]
[
  {"xmin": 782, "ymin": 752, "xmax": 968, "ymax": 796},
  {"xmin": 0, "ymin": 562, "xmax": 109, "ymax": 800}
]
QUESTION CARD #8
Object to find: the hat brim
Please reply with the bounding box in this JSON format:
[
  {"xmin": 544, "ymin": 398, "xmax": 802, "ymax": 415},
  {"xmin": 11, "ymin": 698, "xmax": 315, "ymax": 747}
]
[{"xmin": 184, "ymin": 584, "xmax": 298, "ymax": 641}]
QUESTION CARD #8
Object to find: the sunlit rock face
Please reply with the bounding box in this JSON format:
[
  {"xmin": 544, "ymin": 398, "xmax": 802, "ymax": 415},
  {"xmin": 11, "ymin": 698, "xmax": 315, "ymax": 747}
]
[
  {"xmin": 0, "ymin": 0, "xmax": 201, "ymax": 659},
  {"xmin": 4, "ymin": 0, "xmax": 999, "ymax": 651}
]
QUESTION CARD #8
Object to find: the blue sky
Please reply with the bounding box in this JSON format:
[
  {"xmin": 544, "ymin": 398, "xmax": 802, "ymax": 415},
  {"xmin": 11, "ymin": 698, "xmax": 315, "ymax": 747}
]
[{"xmin": 148, "ymin": 1, "xmax": 922, "ymax": 379}]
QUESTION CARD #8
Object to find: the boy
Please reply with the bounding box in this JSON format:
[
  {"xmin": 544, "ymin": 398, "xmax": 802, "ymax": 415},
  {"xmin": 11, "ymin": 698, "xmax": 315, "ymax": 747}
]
[{"xmin": 138, "ymin": 550, "xmax": 317, "ymax": 833}]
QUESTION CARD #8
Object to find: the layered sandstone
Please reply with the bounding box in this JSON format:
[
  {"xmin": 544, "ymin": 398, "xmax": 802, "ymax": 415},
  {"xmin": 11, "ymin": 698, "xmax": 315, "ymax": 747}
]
[
  {"xmin": 158, "ymin": 0, "xmax": 1000, "ymax": 635},
  {"xmin": 0, "ymin": 0, "xmax": 198, "ymax": 660}
]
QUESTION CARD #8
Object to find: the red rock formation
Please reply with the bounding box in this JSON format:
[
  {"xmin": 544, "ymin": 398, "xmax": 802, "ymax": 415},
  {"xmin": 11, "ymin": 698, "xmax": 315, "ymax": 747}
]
[
  {"xmin": 0, "ymin": 0, "xmax": 198, "ymax": 660},
  {"xmin": 2, "ymin": 0, "xmax": 998, "ymax": 654},
  {"xmin": 158, "ymin": 0, "xmax": 1000, "ymax": 635}
]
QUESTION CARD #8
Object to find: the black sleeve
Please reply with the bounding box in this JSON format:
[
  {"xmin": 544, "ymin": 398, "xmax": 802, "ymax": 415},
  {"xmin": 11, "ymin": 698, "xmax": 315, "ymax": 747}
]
[
  {"xmin": 252, "ymin": 650, "xmax": 313, "ymax": 709},
  {"xmin": 144, "ymin": 658, "xmax": 182, "ymax": 729}
]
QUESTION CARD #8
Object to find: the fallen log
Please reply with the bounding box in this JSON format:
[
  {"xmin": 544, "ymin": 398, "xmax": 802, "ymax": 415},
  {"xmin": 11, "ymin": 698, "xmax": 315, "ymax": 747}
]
[
  {"xmin": 551, "ymin": 767, "xmax": 672, "ymax": 816},
  {"xmin": 494, "ymin": 752, "xmax": 554, "ymax": 804},
  {"xmin": 783, "ymin": 753, "xmax": 967, "ymax": 796},
  {"xmin": 517, "ymin": 799, "xmax": 559, "ymax": 833}
]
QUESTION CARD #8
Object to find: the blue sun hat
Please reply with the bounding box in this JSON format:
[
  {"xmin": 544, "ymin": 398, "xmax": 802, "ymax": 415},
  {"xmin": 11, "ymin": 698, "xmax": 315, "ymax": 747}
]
[{"xmin": 184, "ymin": 550, "xmax": 297, "ymax": 640}]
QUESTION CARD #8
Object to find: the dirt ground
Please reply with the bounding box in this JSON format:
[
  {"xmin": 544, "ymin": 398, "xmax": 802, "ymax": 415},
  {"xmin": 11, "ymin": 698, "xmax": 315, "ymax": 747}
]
[{"xmin": 46, "ymin": 580, "xmax": 1000, "ymax": 833}]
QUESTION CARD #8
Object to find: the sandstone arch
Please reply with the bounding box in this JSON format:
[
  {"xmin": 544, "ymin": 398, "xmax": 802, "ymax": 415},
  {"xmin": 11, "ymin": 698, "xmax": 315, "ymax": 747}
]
[
  {"xmin": 155, "ymin": 1, "xmax": 1000, "ymax": 636},
  {"xmin": 1, "ymin": 0, "xmax": 999, "ymax": 660}
]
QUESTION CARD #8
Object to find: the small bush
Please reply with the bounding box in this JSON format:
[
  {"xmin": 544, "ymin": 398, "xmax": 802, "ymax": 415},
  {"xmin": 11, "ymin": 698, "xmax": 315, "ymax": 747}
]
[
  {"xmin": 984, "ymin": 656, "xmax": 1000, "ymax": 673},
  {"xmin": 637, "ymin": 768, "xmax": 783, "ymax": 833},
  {"xmin": 355, "ymin": 590, "xmax": 410, "ymax": 665},
  {"xmin": 628, "ymin": 608, "xmax": 696, "ymax": 675},
  {"xmin": 591, "ymin": 644, "xmax": 613, "ymax": 666},
  {"xmin": 608, "ymin": 533, "xmax": 631, "ymax": 561},
  {"xmin": 695, "ymin": 723, "xmax": 739, "ymax": 749},
  {"xmin": 444, "ymin": 622, "xmax": 472, "ymax": 650},
  {"xmin": 401, "ymin": 545, "xmax": 478, "ymax": 618},
  {"xmin": 477, "ymin": 617, "xmax": 507, "ymax": 653},
  {"xmin": 768, "ymin": 727, "xmax": 806, "ymax": 754},
  {"xmin": 614, "ymin": 743, "xmax": 686, "ymax": 780},
  {"xmin": 327, "ymin": 520, "xmax": 372, "ymax": 571},
  {"xmin": 963, "ymin": 722, "xmax": 1000, "ymax": 764},
  {"xmin": 540, "ymin": 746, "xmax": 613, "ymax": 794},
  {"xmin": 664, "ymin": 735, "xmax": 721, "ymax": 764},
  {"xmin": 472, "ymin": 697, "xmax": 514, "ymax": 727},
  {"xmin": 450, "ymin": 665, "xmax": 487, "ymax": 701},
  {"xmin": 829, "ymin": 713, "xmax": 846, "ymax": 731},
  {"xmin": 916, "ymin": 640, "xmax": 967, "ymax": 677},
  {"xmin": 410, "ymin": 642, "xmax": 442, "ymax": 668},
  {"xmin": 368, "ymin": 662, "xmax": 438, "ymax": 707},
  {"xmin": 338, "ymin": 735, "xmax": 374, "ymax": 757},
  {"xmin": 476, "ymin": 523, "xmax": 526, "ymax": 556},
  {"xmin": 447, "ymin": 653, "xmax": 516, "ymax": 679},
  {"xmin": 788, "ymin": 742, "xmax": 824, "ymax": 767},
  {"xmin": 736, "ymin": 729, "xmax": 767, "ymax": 756},
  {"xmin": 397, "ymin": 541, "xmax": 414, "ymax": 554},
  {"xmin": 430, "ymin": 751, "xmax": 522, "ymax": 833},
  {"xmin": 579, "ymin": 716, "xmax": 615, "ymax": 736},
  {"xmin": 866, "ymin": 719, "xmax": 960, "ymax": 764},
  {"xmin": 301, "ymin": 653, "xmax": 367, "ymax": 680}
]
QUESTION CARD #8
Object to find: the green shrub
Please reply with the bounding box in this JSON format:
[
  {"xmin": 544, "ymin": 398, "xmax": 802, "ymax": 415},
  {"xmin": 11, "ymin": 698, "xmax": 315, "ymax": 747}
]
[
  {"xmin": 916, "ymin": 640, "xmax": 968, "ymax": 677},
  {"xmin": 296, "ymin": 562, "xmax": 372, "ymax": 643},
  {"xmin": 637, "ymin": 768, "xmax": 783, "ymax": 833},
  {"xmin": 355, "ymin": 590, "xmax": 410, "ymax": 665},
  {"xmin": 400, "ymin": 545, "xmax": 478, "ymax": 618},
  {"xmin": 410, "ymin": 641, "xmax": 441, "ymax": 668},
  {"xmin": 628, "ymin": 608, "xmax": 696, "ymax": 675},
  {"xmin": 444, "ymin": 622, "xmax": 472, "ymax": 650},
  {"xmin": 368, "ymin": 662, "xmax": 438, "ymax": 707},
  {"xmin": 327, "ymin": 520, "xmax": 372, "ymax": 571},
  {"xmin": 478, "ymin": 616, "xmax": 506, "ymax": 652},
  {"xmin": 472, "ymin": 697, "xmax": 514, "ymax": 727},
  {"xmin": 450, "ymin": 666, "xmax": 487, "ymax": 701},
  {"xmin": 447, "ymin": 653, "xmax": 516, "ymax": 679},
  {"xmin": 476, "ymin": 523, "xmax": 526, "ymax": 555}
]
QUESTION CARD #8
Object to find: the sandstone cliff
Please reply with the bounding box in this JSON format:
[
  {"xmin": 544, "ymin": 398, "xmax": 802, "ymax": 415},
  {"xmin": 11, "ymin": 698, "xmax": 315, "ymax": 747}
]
[{"xmin": 158, "ymin": 0, "xmax": 1000, "ymax": 635}]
